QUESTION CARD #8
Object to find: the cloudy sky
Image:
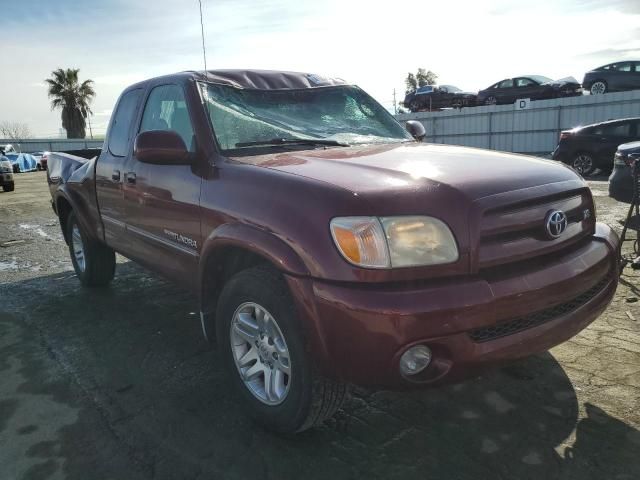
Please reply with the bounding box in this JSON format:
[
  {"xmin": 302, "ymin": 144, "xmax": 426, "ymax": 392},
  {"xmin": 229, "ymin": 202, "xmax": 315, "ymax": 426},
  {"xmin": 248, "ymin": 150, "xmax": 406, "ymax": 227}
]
[{"xmin": 1, "ymin": 0, "xmax": 639, "ymax": 137}]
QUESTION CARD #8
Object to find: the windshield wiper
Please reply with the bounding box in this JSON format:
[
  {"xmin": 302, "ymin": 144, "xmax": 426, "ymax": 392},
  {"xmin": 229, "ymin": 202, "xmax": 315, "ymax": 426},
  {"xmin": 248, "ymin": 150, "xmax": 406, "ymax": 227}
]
[{"xmin": 235, "ymin": 137, "xmax": 349, "ymax": 148}]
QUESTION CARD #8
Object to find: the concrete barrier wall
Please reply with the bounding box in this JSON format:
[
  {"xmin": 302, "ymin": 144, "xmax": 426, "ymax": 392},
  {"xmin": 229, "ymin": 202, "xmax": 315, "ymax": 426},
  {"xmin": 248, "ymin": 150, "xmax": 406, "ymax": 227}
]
[{"xmin": 395, "ymin": 90, "xmax": 640, "ymax": 156}]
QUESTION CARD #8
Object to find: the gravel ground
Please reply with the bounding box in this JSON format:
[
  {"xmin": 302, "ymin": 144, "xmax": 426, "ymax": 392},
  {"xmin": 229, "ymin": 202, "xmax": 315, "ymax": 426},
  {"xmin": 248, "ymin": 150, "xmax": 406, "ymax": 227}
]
[{"xmin": 1, "ymin": 171, "xmax": 639, "ymax": 480}]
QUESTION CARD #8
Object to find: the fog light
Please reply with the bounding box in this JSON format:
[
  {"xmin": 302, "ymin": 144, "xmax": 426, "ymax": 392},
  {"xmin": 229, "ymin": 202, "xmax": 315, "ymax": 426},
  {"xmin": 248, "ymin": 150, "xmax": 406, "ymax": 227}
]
[{"xmin": 399, "ymin": 345, "xmax": 432, "ymax": 376}]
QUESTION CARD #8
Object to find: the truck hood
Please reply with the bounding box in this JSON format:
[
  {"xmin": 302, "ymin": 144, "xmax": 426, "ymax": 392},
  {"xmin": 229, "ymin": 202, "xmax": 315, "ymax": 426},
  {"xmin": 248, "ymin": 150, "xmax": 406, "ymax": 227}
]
[{"xmin": 232, "ymin": 143, "xmax": 581, "ymax": 201}]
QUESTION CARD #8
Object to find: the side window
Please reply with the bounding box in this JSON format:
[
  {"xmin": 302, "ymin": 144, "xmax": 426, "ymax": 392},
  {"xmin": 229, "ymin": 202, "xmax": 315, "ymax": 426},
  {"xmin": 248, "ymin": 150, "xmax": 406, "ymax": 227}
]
[
  {"xmin": 601, "ymin": 123, "xmax": 631, "ymax": 137},
  {"xmin": 498, "ymin": 79, "xmax": 514, "ymax": 89},
  {"xmin": 108, "ymin": 89, "xmax": 142, "ymax": 157},
  {"xmin": 515, "ymin": 78, "xmax": 535, "ymax": 87},
  {"xmin": 140, "ymin": 84, "xmax": 196, "ymax": 151},
  {"xmin": 609, "ymin": 62, "xmax": 632, "ymax": 72},
  {"xmin": 634, "ymin": 63, "xmax": 640, "ymax": 73}
]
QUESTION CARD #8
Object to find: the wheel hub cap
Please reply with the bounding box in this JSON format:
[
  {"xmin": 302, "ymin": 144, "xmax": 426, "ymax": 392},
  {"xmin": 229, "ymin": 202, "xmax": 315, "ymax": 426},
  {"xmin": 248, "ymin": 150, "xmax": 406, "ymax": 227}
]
[{"xmin": 230, "ymin": 302, "xmax": 291, "ymax": 405}]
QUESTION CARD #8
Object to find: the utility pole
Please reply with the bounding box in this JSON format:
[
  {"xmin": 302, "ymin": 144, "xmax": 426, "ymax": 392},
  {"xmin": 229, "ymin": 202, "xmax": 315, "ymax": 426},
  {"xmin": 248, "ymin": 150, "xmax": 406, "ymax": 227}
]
[{"xmin": 87, "ymin": 114, "xmax": 93, "ymax": 140}]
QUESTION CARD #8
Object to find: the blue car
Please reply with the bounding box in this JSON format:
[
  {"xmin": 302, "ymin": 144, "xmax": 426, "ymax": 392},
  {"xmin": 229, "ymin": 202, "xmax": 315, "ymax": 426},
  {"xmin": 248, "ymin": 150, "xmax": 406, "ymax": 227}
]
[{"xmin": 4, "ymin": 152, "xmax": 38, "ymax": 173}]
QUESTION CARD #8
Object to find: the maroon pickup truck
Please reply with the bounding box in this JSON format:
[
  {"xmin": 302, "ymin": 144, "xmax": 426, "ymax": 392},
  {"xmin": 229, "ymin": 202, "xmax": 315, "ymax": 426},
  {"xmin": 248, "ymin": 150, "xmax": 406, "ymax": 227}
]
[{"xmin": 48, "ymin": 69, "xmax": 619, "ymax": 433}]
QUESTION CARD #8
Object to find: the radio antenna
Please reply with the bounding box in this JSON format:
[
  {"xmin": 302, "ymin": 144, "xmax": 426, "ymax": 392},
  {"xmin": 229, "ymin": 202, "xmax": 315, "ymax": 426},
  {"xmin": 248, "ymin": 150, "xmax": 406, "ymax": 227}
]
[{"xmin": 198, "ymin": 0, "xmax": 208, "ymax": 73}]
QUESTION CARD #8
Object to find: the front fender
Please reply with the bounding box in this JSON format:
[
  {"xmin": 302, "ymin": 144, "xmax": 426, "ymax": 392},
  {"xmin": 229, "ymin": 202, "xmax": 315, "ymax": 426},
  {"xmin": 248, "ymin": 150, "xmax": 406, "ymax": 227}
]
[{"xmin": 199, "ymin": 222, "xmax": 309, "ymax": 280}]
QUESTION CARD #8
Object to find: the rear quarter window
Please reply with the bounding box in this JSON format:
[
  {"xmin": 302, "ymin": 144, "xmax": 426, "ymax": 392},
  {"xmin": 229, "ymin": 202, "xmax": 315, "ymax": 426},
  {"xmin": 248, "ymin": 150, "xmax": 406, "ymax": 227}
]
[{"xmin": 108, "ymin": 89, "xmax": 143, "ymax": 157}]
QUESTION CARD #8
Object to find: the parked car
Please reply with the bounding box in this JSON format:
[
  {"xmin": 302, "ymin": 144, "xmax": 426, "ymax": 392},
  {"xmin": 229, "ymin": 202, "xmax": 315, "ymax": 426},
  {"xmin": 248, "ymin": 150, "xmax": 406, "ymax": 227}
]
[
  {"xmin": 31, "ymin": 151, "xmax": 50, "ymax": 170},
  {"xmin": 47, "ymin": 69, "xmax": 618, "ymax": 433},
  {"xmin": 403, "ymin": 85, "xmax": 476, "ymax": 112},
  {"xmin": 4, "ymin": 152, "xmax": 38, "ymax": 173},
  {"xmin": 0, "ymin": 144, "xmax": 17, "ymax": 155},
  {"xmin": 609, "ymin": 141, "xmax": 640, "ymax": 203},
  {"xmin": 0, "ymin": 155, "xmax": 15, "ymax": 192},
  {"xmin": 552, "ymin": 117, "xmax": 640, "ymax": 176},
  {"xmin": 583, "ymin": 61, "xmax": 640, "ymax": 95},
  {"xmin": 477, "ymin": 75, "xmax": 581, "ymax": 106}
]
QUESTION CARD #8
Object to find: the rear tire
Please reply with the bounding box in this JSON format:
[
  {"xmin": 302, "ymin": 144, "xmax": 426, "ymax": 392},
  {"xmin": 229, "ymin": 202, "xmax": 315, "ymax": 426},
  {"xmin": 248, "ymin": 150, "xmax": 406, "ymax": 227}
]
[
  {"xmin": 2, "ymin": 182, "xmax": 14, "ymax": 192},
  {"xmin": 216, "ymin": 265, "xmax": 347, "ymax": 433},
  {"xmin": 571, "ymin": 152, "xmax": 595, "ymax": 177},
  {"xmin": 590, "ymin": 80, "xmax": 607, "ymax": 95},
  {"xmin": 66, "ymin": 211, "xmax": 115, "ymax": 287}
]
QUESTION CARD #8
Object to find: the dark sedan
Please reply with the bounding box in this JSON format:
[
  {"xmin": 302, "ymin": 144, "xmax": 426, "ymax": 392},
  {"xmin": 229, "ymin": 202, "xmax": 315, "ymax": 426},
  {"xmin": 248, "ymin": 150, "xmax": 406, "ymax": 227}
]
[
  {"xmin": 583, "ymin": 61, "xmax": 640, "ymax": 95},
  {"xmin": 609, "ymin": 141, "xmax": 640, "ymax": 203},
  {"xmin": 552, "ymin": 117, "xmax": 640, "ymax": 176},
  {"xmin": 403, "ymin": 85, "xmax": 476, "ymax": 112},
  {"xmin": 477, "ymin": 75, "xmax": 582, "ymax": 106}
]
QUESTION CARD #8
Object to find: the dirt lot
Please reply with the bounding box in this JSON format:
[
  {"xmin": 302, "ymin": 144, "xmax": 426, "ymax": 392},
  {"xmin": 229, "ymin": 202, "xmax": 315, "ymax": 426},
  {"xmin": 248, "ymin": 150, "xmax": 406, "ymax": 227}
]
[{"xmin": 1, "ymin": 171, "xmax": 639, "ymax": 480}]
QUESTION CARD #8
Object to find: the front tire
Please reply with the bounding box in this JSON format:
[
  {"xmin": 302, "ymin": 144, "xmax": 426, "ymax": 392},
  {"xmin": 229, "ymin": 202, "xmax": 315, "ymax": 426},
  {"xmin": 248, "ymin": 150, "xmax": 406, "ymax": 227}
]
[
  {"xmin": 216, "ymin": 265, "xmax": 346, "ymax": 433},
  {"xmin": 2, "ymin": 182, "xmax": 14, "ymax": 192},
  {"xmin": 66, "ymin": 212, "xmax": 115, "ymax": 287}
]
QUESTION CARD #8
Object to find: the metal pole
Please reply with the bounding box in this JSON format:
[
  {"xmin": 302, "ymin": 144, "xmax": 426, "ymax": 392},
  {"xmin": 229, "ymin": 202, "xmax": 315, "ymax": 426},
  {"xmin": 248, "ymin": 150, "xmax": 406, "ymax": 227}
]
[
  {"xmin": 88, "ymin": 114, "xmax": 93, "ymax": 140},
  {"xmin": 488, "ymin": 112, "xmax": 493, "ymax": 150},
  {"xmin": 393, "ymin": 89, "xmax": 397, "ymax": 115}
]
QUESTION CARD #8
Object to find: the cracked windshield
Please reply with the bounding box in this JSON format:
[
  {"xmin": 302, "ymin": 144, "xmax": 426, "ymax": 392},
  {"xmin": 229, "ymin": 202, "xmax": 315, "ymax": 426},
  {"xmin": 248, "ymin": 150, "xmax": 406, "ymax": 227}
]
[{"xmin": 200, "ymin": 83, "xmax": 411, "ymax": 151}]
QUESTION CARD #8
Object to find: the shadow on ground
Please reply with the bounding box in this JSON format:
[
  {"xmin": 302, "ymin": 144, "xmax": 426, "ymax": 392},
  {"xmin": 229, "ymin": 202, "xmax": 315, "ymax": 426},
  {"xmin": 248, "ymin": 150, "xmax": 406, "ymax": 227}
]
[{"xmin": 1, "ymin": 263, "xmax": 639, "ymax": 480}]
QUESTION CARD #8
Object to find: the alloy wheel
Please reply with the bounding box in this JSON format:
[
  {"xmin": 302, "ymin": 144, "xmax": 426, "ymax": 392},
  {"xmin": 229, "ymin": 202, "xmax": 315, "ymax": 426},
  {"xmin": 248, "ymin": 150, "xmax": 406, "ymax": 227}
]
[
  {"xmin": 230, "ymin": 302, "xmax": 291, "ymax": 405},
  {"xmin": 572, "ymin": 154, "xmax": 593, "ymax": 175},
  {"xmin": 590, "ymin": 81, "xmax": 606, "ymax": 95},
  {"xmin": 485, "ymin": 96, "xmax": 497, "ymax": 105},
  {"xmin": 71, "ymin": 224, "xmax": 86, "ymax": 272}
]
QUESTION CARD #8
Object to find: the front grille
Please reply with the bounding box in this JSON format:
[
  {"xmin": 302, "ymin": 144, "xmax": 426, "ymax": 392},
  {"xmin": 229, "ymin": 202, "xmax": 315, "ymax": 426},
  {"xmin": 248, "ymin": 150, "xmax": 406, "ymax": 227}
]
[
  {"xmin": 468, "ymin": 276, "xmax": 611, "ymax": 343},
  {"xmin": 478, "ymin": 190, "xmax": 594, "ymax": 268}
]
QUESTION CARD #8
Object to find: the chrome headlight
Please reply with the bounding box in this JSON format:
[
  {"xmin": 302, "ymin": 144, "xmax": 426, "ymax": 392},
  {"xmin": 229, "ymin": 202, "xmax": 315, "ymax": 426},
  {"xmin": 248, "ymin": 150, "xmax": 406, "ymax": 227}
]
[
  {"xmin": 330, "ymin": 216, "xmax": 459, "ymax": 269},
  {"xmin": 0, "ymin": 160, "xmax": 11, "ymax": 173}
]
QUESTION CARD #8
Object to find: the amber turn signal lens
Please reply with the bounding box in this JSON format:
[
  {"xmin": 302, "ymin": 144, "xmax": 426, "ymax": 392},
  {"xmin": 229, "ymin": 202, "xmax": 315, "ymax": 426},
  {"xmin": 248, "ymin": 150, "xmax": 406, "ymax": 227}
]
[
  {"xmin": 332, "ymin": 226, "xmax": 361, "ymax": 263},
  {"xmin": 330, "ymin": 217, "xmax": 390, "ymax": 268}
]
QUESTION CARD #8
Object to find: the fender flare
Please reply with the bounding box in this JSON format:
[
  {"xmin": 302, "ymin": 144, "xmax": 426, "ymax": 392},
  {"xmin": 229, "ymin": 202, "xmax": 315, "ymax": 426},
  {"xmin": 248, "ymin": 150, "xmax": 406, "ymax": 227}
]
[
  {"xmin": 198, "ymin": 222, "xmax": 309, "ymax": 283},
  {"xmin": 197, "ymin": 223, "xmax": 334, "ymax": 361},
  {"xmin": 52, "ymin": 188, "xmax": 101, "ymax": 244}
]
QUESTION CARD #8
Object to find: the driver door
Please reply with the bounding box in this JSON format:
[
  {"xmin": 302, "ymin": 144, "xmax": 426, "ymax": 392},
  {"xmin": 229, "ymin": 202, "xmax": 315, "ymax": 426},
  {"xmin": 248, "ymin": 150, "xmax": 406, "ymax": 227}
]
[
  {"xmin": 514, "ymin": 77, "xmax": 542, "ymax": 100},
  {"xmin": 122, "ymin": 83, "xmax": 203, "ymax": 288}
]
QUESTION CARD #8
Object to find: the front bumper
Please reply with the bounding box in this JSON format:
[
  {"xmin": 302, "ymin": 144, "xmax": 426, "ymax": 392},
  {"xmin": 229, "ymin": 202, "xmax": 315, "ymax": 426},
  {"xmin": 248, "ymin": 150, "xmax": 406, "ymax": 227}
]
[
  {"xmin": 290, "ymin": 223, "xmax": 618, "ymax": 388},
  {"xmin": 609, "ymin": 165, "xmax": 634, "ymax": 204}
]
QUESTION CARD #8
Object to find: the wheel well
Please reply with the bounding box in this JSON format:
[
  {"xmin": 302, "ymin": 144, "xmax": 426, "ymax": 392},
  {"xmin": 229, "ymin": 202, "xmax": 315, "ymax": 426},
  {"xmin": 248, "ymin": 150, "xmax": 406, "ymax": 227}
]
[
  {"xmin": 574, "ymin": 151, "xmax": 593, "ymax": 160},
  {"xmin": 56, "ymin": 197, "xmax": 73, "ymax": 244},
  {"xmin": 201, "ymin": 246, "xmax": 272, "ymax": 320}
]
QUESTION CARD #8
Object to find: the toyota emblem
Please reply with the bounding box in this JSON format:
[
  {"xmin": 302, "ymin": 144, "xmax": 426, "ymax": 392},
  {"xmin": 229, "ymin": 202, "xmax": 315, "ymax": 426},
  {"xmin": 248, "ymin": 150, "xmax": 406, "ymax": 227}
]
[{"xmin": 545, "ymin": 210, "xmax": 568, "ymax": 239}]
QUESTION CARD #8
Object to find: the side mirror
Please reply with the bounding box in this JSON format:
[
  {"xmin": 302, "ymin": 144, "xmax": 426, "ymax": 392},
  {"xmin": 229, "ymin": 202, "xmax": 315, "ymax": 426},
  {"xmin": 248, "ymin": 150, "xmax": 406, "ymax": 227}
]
[
  {"xmin": 405, "ymin": 120, "xmax": 426, "ymax": 141},
  {"xmin": 134, "ymin": 130, "xmax": 189, "ymax": 165}
]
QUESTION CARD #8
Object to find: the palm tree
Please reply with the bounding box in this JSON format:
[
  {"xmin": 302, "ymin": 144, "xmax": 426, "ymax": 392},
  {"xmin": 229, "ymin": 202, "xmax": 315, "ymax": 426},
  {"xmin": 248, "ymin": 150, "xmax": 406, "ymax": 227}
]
[{"xmin": 45, "ymin": 68, "xmax": 95, "ymax": 139}]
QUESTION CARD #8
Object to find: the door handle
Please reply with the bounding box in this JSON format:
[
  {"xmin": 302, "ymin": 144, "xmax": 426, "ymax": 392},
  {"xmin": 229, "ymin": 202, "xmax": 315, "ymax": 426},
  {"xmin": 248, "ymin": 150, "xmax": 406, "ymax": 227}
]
[
  {"xmin": 126, "ymin": 172, "xmax": 136, "ymax": 184},
  {"xmin": 112, "ymin": 170, "xmax": 121, "ymax": 181}
]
